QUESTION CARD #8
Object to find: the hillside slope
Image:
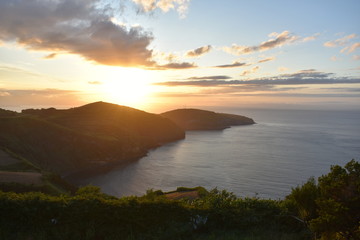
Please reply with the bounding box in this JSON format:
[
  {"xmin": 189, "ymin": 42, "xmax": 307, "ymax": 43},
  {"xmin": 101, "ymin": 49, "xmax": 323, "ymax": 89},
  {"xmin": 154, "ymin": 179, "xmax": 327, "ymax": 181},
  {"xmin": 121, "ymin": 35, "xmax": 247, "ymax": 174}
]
[
  {"xmin": 161, "ymin": 108, "xmax": 255, "ymax": 130},
  {"xmin": 0, "ymin": 102, "xmax": 185, "ymax": 178}
]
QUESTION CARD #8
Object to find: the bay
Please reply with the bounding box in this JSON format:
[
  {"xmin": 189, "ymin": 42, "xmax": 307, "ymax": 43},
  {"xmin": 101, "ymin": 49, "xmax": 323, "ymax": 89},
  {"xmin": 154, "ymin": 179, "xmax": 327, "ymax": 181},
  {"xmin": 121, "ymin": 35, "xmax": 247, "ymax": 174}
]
[{"xmin": 81, "ymin": 109, "xmax": 360, "ymax": 199}]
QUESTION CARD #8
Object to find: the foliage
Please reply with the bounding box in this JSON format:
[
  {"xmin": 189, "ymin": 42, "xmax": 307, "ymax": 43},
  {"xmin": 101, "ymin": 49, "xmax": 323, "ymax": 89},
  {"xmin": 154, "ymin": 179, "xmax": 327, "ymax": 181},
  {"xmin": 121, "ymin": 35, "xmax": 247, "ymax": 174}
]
[
  {"xmin": 0, "ymin": 182, "xmax": 59, "ymax": 195},
  {"xmin": 285, "ymin": 177, "xmax": 319, "ymax": 225},
  {"xmin": 42, "ymin": 172, "xmax": 78, "ymax": 194},
  {"xmin": 1, "ymin": 160, "xmax": 357, "ymax": 239},
  {"xmin": 0, "ymin": 186, "xmax": 308, "ymax": 240},
  {"xmin": 286, "ymin": 160, "xmax": 360, "ymax": 240}
]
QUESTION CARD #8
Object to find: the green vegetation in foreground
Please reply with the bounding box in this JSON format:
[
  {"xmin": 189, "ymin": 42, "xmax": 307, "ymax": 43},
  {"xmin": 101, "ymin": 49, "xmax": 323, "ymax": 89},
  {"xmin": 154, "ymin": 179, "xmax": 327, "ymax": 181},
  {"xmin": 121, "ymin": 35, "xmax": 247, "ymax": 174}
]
[{"xmin": 0, "ymin": 160, "xmax": 359, "ymax": 240}]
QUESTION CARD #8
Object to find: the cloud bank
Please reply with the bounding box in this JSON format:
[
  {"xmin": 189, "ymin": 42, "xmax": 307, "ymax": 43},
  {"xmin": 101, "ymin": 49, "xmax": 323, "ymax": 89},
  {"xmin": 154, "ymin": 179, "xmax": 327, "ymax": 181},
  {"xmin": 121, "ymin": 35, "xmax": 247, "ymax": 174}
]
[
  {"xmin": 187, "ymin": 75, "xmax": 231, "ymax": 80},
  {"xmin": 155, "ymin": 69, "xmax": 360, "ymax": 87}
]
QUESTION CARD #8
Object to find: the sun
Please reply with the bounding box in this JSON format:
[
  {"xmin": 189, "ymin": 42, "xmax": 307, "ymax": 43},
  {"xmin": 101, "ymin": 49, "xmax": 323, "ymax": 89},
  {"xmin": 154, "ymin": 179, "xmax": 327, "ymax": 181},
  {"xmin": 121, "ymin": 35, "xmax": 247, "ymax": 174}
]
[{"xmin": 101, "ymin": 67, "xmax": 153, "ymax": 107}]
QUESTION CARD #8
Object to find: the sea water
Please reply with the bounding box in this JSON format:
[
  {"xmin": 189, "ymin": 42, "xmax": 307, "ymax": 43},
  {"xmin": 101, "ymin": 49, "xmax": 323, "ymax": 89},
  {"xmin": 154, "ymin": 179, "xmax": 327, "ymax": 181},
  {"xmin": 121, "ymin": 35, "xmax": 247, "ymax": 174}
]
[{"xmin": 82, "ymin": 109, "xmax": 360, "ymax": 199}]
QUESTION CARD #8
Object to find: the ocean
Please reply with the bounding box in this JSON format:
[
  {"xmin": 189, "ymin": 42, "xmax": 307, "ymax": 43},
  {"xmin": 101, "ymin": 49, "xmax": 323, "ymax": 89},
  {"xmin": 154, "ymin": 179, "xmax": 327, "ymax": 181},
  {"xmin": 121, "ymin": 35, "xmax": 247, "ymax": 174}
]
[{"xmin": 82, "ymin": 109, "xmax": 360, "ymax": 199}]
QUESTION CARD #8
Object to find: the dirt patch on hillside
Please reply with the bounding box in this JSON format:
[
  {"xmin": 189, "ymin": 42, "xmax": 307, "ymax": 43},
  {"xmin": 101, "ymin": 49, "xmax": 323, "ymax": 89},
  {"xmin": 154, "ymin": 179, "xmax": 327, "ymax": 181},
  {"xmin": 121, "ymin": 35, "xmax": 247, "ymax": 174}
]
[
  {"xmin": 0, "ymin": 150, "xmax": 20, "ymax": 166},
  {"xmin": 0, "ymin": 171, "xmax": 43, "ymax": 185},
  {"xmin": 165, "ymin": 191, "xmax": 200, "ymax": 200}
]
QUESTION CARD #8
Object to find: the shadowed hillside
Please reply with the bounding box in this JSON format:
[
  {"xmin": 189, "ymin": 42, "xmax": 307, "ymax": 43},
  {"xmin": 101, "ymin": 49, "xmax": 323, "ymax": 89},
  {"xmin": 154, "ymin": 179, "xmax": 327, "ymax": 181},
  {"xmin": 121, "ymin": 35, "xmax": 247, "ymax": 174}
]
[
  {"xmin": 161, "ymin": 108, "xmax": 255, "ymax": 130},
  {"xmin": 0, "ymin": 108, "xmax": 17, "ymax": 117},
  {"xmin": 0, "ymin": 102, "xmax": 185, "ymax": 179}
]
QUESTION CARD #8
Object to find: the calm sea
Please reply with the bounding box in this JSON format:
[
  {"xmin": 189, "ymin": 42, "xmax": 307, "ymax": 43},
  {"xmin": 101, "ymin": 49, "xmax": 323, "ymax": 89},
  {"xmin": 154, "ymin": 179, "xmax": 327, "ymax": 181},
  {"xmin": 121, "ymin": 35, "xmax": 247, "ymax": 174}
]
[{"xmin": 82, "ymin": 109, "xmax": 360, "ymax": 199}]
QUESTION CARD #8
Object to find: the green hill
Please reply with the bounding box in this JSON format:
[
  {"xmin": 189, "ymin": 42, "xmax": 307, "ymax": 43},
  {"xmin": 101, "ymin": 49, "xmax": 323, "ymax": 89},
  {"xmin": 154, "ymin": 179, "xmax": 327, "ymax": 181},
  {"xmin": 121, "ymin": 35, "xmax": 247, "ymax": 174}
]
[
  {"xmin": 161, "ymin": 108, "xmax": 255, "ymax": 130},
  {"xmin": 0, "ymin": 102, "xmax": 185, "ymax": 179}
]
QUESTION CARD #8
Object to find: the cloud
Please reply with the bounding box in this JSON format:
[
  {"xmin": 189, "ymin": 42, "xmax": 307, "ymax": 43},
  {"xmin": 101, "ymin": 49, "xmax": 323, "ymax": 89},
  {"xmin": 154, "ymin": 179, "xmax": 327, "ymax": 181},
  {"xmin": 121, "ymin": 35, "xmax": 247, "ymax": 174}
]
[
  {"xmin": 0, "ymin": 64, "xmax": 66, "ymax": 83},
  {"xmin": 324, "ymin": 34, "xmax": 357, "ymax": 48},
  {"xmin": 43, "ymin": 53, "xmax": 57, "ymax": 59},
  {"xmin": 154, "ymin": 61, "xmax": 197, "ymax": 70},
  {"xmin": 214, "ymin": 61, "xmax": 248, "ymax": 68},
  {"xmin": 185, "ymin": 45, "xmax": 212, "ymax": 58},
  {"xmin": 223, "ymin": 31, "xmax": 299, "ymax": 56},
  {"xmin": 88, "ymin": 81, "xmax": 102, "ymax": 85},
  {"xmin": 303, "ymin": 33, "xmax": 320, "ymax": 42},
  {"xmin": 280, "ymin": 69, "xmax": 333, "ymax": 79},
  {"xmin": 152, "ymin": 51, "xmax": 179, "ymax": 62},
  {"xmin": 0, "ymin": 91, "xmax": 11, "ymax": 97},
  {"xmin": 343, "ymin": 42, "xmax": 360, "ymax": 53},
  {"xmin": 0, "ymin": 65, "xmax": 42, "ymax": 78},
  {"xmin": 353, "ymin": 55, "xmax": 360, "ymax": 61},
  {"xmin": 325, "ymin": 34, "xmax": 360, "ymax": 56},
  {"xmin": 154, "ymin": 69, "xmax": 360, "ymax": 87},
  {"xmin": 0, "ymin": 0, "xmax": 155, "ymax": 68},
  {"xmin": 241, "ymin": 66, "xmax": 260, "ymax": 76},
  {"xmin": 331, "ymin": 56, "xmax": 338, "ymax": 61},
  {"xmin": 258, "ymin": 57, "xmax": 275, "ymax": 63},
  {"xmin": 278, "ymin": 67, "xmax": 289, "ymax": 72},
  {"xmin": 0, "ymin": 88, "xmax": 84, "ymax": 108},
  {"xmin": 187, "ymin": 75, "xmax": 231, "ymax": 80},
  {"xmin": 132, "ymin": 0, "xmax": 190, "ymax": 18}
]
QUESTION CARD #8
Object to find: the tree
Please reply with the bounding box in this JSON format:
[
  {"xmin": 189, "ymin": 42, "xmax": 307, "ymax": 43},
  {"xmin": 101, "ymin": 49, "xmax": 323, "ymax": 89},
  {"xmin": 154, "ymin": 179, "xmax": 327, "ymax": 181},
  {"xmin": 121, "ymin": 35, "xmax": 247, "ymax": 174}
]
[
  {"xmin": 286, "ymin": 160, "xmax": 360, "ymax": 240},
  {"xmin": 285, "ymin": 177, "xmax": 319, "ymax": 226},
  {"xmin": 311, "ymin": 160, "xmax": 360, "ymax": 240}
]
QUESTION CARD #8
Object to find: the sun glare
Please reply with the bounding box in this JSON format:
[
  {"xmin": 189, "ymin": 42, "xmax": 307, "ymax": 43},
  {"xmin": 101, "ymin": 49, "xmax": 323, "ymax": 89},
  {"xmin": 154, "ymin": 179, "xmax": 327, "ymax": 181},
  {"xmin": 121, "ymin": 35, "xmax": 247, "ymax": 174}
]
[{"xmin": 101, "ymin": 67, "xmax": 153, "ymax": 107}]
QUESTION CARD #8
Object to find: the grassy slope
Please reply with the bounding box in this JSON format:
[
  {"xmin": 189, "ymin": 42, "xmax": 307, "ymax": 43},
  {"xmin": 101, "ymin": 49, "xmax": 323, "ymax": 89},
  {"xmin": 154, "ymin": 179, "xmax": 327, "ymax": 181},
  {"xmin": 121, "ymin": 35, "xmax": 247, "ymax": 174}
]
[{"xmin": 161, "ymin": 108, "xmax": 255, "ymax": 130}]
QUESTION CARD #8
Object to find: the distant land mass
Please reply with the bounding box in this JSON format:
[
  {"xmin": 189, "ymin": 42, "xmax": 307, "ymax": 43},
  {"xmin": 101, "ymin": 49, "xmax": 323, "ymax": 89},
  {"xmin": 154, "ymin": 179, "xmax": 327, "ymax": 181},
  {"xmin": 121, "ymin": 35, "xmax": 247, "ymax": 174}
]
[
  {"xmin": 0, "ymin": 102, "xmax": 184, "ymax": 179},
  {"xmin": 0, "ymin": 102, "xmax": 255, "ymax": 182},
  {"xmin": 161, "ymin": 108, "xmax": 255, "ymax": 130}
]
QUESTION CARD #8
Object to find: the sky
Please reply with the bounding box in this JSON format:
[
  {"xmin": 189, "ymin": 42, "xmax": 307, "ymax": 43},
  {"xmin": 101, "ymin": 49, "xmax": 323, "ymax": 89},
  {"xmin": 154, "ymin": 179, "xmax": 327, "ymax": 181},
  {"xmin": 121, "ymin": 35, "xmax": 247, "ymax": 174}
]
[{"xmin": 0, "ymin": 0, "xmax": 359, "ymax": 112}]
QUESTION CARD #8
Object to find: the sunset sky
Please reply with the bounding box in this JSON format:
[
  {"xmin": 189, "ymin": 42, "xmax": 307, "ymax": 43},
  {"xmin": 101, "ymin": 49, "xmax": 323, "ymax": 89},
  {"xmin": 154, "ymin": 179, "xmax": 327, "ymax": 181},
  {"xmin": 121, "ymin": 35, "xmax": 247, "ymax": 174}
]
[{"xmin": 0, "ymin": 0, "xmax": 360, "ymax": 112}]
